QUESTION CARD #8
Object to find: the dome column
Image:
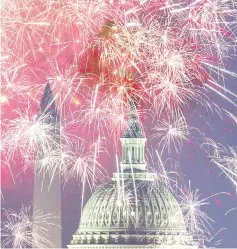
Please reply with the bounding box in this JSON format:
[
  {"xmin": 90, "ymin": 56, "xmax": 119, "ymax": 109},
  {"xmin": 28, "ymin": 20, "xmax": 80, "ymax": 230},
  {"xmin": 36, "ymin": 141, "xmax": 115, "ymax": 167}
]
[{"xmin": 120, "ymin": 137, "xmax": 147, "ymax": 171}]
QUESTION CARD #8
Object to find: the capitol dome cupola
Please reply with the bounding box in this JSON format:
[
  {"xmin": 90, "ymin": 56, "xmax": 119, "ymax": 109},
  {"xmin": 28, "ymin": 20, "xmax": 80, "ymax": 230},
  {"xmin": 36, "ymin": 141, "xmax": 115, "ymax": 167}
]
[{"xmin": 120, "ymin": 104, "xmax": 147, "ymax": 172}]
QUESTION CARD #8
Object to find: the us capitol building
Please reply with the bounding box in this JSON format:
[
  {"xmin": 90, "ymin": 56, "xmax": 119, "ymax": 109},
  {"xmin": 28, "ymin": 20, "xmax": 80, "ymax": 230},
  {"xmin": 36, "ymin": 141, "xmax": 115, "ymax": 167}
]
[{"xmin": 68, "ymin": 108, "xmax": 197, "ymax": 249}]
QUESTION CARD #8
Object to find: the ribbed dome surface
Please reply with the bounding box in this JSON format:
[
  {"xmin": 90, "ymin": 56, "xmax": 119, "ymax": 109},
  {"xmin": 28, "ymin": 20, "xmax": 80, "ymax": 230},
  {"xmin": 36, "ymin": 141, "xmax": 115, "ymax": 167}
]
[{"xmin": 69, "ymin": 173, "xmax": 195, "ymax": 247}]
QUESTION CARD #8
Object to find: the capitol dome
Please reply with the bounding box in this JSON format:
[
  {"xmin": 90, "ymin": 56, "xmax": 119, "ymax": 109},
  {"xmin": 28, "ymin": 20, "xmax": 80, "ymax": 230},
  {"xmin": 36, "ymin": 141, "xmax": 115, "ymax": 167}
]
[{"xmin": 68, "ymin": 106, "xmax": 197, "ymax": 248}]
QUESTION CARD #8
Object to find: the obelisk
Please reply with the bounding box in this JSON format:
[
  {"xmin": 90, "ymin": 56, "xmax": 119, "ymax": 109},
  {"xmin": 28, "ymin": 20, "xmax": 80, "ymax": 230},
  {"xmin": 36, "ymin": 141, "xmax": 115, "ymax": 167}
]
[{"xmin": 33, "ymin": 82, "xmax": 62, "ymax": 247}]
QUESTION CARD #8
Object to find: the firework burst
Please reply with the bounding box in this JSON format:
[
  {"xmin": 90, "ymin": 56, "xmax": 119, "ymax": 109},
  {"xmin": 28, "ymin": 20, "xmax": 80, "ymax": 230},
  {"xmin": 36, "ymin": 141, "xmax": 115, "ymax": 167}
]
[
  {"xmin": 178, "ymin": 184, "xmax": 214, "ymax": 242},
  {"xmin": 151, "ymin": 116, "xmax": 190, "ymax": 154},
  {"xmin": 62, "ymin": 139, "xmax": 107, "ymax": 186},
  {"xmin": 2, "ymin": 110, "xmax": 60, "ymax": 162},
  {"xmin": 1, "ymin": 206, "xmax": 59, "ymax": 248},
  {"xmin": 177, "ymin": 182, "xmax": 229, "ymax": 243}
]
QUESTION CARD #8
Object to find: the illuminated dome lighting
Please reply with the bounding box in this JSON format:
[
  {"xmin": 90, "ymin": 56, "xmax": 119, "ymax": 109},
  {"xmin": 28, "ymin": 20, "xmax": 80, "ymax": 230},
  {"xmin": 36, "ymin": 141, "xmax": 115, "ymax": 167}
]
[{"xmin": 68, "ymin": 104, "xmax": 197, "ymax": 248}]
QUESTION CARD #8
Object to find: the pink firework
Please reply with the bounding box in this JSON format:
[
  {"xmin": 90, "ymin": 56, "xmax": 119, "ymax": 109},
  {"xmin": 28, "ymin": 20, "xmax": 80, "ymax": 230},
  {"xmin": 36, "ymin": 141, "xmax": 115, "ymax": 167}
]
[{"xmin": 1, "ymin": 0, "xmax": 237, "ymax": 184}]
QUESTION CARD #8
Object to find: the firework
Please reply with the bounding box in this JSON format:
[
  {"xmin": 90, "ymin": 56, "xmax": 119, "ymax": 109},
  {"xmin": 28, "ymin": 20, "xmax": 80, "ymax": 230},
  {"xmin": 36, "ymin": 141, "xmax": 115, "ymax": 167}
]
[
  {"xmin": 205, "ymin": 140, "xmax": 237, "ymax": 191},
  {"xmin": 1, "ymin": 0, "xmax": 236, "ymax": 121},
  {"xmin": 2, "ymin": 110, "xmax": 60, "ymax": 161},
  {"xmin": 225, "ymin": 207, "xmax": 237, "ymax": 215},
  {"xmin": 1, "ymin": 0, "xmax": 237, "ymax": 132},
  {"xmin": 62, "ymin": 139, "xmax": 107, "ymax": 185},
  {"xmin": 1, "ymin": 206, "xmax": 59, "ymax": 248},
  {"xmin": 225, "ymin": 109, "xmax": 237, "ymax": 126},
  {"xmin": 178, "ymin": 183, "xmax": 214, "ymax": 242},
  {"xmin": 151, "ymin": 116, "xmax": 190, "ymax": 154},
  {"xmin": 178, "ymin": 182, "xmax": 229, "ymax": 244}
]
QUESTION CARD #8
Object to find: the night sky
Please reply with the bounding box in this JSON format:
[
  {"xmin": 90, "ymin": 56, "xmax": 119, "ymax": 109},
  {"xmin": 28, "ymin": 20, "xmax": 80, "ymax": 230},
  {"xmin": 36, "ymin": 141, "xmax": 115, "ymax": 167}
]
[{"xmin": 1, "ymin": 1, "xmax": 237, "ymax": 248}]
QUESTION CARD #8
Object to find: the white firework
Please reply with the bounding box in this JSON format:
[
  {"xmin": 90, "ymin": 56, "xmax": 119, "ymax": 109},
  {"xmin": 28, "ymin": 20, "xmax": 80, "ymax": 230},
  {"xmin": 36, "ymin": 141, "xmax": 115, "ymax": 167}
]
[
  {"xmin": 2, "ymin": 110, "xmax": 60, "ymax": 162},
  {"xmin": 1, "ymin": 206, "xmax": 59, "ymax": 248},
  {"xmin": 204, "ymin": 139, "xmax": 237, "ymax": 191},
  {"xmin": 62, "ymin": 139, "xmax": 107, "ymax": 186},
  {"xmin": 151, "ymin": 116, "xmax": 190, "ymax": 154},
  {"xmin": 177, "ymin": 183, "xmax": 228, "ymax": 242}
]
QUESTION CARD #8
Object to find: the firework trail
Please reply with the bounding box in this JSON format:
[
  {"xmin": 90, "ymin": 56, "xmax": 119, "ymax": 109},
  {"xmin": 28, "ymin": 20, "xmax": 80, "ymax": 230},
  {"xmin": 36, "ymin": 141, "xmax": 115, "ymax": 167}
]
[
  {"xmin": 225, "ymin": 207, "xmax": 237, "ymax": 215},
  {"xmin": 205, "ymin": 139, "xmax": 237, "ymax": 192},
  {"xmin": 225, "ymin": 109, "xmax": 237, "ymax": 126}
]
